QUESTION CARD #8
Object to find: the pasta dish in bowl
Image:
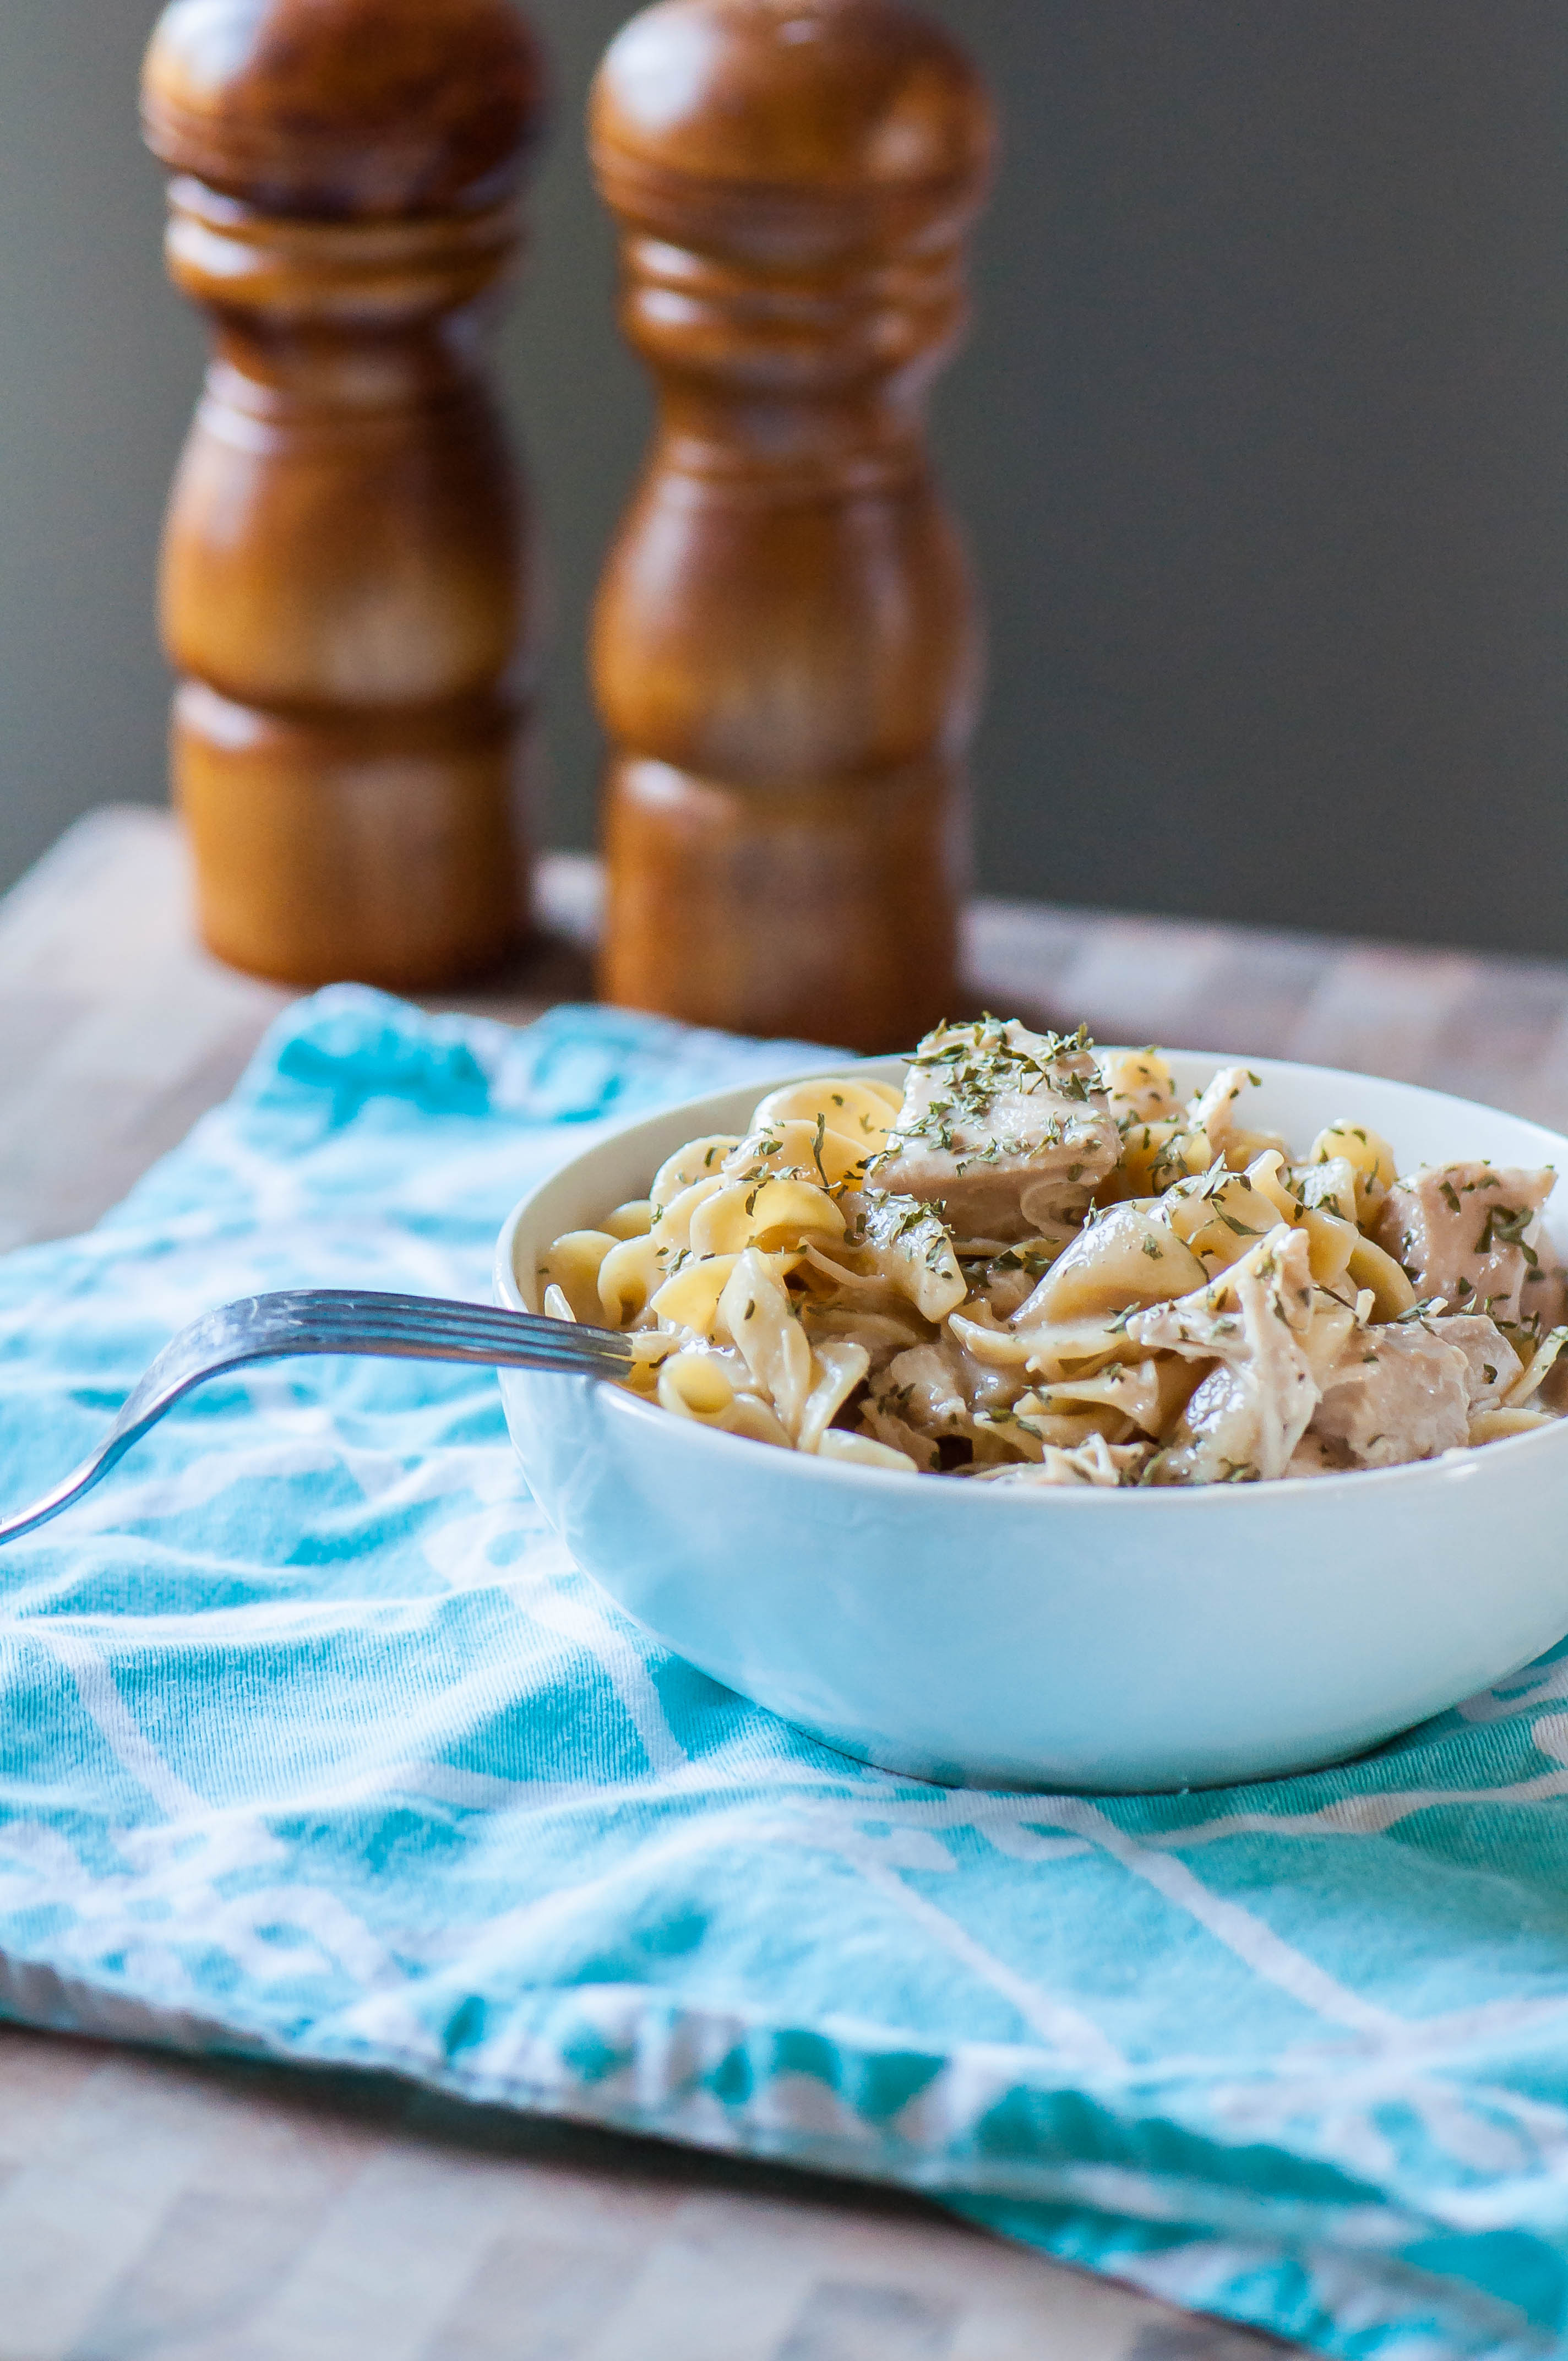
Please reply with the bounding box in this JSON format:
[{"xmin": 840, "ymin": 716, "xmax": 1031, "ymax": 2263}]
[
  {"xmin": 533, "ymin": 1021, "xmax": 1568, "ymax": 1487},
  {"xmin": 495, "ymin": 1027, "xmax": 1568, "ymax": 1792}
]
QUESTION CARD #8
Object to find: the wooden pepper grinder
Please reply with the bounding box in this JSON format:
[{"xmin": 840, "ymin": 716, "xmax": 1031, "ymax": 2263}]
[
  {"xmin": 141, "ymin": 0, "xmax": 546, "ymax": 989},
  {"xmin": 590, "ymin": 0, "xmax": 994, "ymax": 1051}
]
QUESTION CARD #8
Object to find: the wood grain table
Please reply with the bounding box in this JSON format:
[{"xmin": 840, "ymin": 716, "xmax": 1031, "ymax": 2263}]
[{"xmin": 7, "ymin": 803, "xmax": 1568, "ymax": 2361}]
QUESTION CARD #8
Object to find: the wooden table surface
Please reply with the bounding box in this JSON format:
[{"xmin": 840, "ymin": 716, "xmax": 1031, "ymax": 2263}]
[{"xmin": 7, "ymin": 803, "xmax": 1568, "ymax": 2361}]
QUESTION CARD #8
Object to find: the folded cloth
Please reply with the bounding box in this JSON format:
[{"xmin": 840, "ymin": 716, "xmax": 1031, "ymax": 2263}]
[{"xmin": 4, "ymin": 989, "xmax": 1568, "ymax": 2360}]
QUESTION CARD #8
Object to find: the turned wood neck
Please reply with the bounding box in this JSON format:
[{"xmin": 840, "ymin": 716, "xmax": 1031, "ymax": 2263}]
[
  {"xmin": 620, "ymin": 264, "xmax": 968, "ymax": 390},
  {"xmin": 166, "ymin": 174, "xmax": 522, "ymax": 431},
  {"xmin": 614, "ymin": 242, "xmax": 966, "ymax": 497},
  {"xmin": 166, "ymin": 176, "xmax": 520, "ymax": 329}
]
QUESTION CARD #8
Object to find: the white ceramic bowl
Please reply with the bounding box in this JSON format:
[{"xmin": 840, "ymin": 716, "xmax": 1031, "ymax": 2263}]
[{"xmin": 493, "ymin": 1053, "xmax": 1568, "ymax": 1793}]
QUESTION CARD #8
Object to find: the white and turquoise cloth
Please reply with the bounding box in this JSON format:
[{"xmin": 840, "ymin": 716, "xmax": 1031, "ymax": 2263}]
[{"xmin": 6, "ymin": 989, "xmax": 1568, "ymax": 2359}]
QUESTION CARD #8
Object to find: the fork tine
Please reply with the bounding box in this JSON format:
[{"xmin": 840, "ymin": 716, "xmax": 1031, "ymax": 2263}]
[
  {"xmin": 302, "ymin": 1308, "xmax": 629, "ymax": 1356},
  {"xmin": 245, "ymin": 1295, "xmax": 633, "ymax": 1361},
  {"xmin": 297, "ymin": 1336, "xmax": 625, "ymax": 1372},
  {"xmin": 172, "ymin": 1294, "xmax": 633, "ymax": 1372},
  {"xmin": 224, "ymin": 1290, "xmax": 630, "ymax": 1345},
  {"xmin": 304, "ymin": 1331, "xmax": 629, "ymax": 1373}
]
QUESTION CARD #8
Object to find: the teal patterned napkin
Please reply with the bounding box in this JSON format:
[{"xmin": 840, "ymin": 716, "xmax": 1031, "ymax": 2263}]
[{"xmin": 3, "ymin": 986, "xmax": 1568, "ymax": 2361}]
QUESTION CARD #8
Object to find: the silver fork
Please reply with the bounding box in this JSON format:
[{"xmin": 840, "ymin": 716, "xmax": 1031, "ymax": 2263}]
[{"xmin": 0, "ymin": 1290, "xmax": 633, "ymax": 1547}]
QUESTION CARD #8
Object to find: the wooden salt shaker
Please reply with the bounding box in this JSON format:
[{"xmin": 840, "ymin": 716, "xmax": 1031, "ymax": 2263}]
[
  {"xmin": 591, "ymin": 0, "xmax": 994, "ymax": 1051},
  {"xmin": 142, "ymin": 0, "xmax": 545, "ymax": 989}
]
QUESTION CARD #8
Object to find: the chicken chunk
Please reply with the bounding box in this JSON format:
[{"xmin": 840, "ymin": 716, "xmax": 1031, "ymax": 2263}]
[
  {"xmin": 1425, "ymin": 1313, "xmax": 1522, "ymax": 1411},
  {"xmin": 1372, "ymin": 1163, "xmax": 1556, "ymax": 1325},
  {"xmin": 1285, "ymin": 1431, "xmax": 1357, "ymax": 1478},
  {"xmin": 1306, "ymin": 1323, "xmax": 1472, "ymax": 1469},
  {"xmin": 874, "ymin": 1019, "xmax": 1119, "ymax": 1243},
  {"xmin": 1126, "ymin": 1225, "xmax": 1320, "ymax": 1482},
  {"xmin": 1289, "ymin": 1311, "xmax": 1517, "ymax": 1475},
  {"xmin": 1521, "ymin": 1260, "xmax": 1568, "ymax": 1335}
]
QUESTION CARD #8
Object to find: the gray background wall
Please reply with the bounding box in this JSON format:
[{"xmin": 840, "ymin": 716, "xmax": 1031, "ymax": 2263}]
[{"xmin": 0, "ymin": 3, "xmax": 1563, "ymax": 955}]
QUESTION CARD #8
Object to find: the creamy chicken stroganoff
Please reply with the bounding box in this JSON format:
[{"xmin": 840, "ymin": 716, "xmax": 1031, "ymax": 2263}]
[{"xmin": 539, "ymin": 1020, "xmax": 1568, "ymax": 1487}]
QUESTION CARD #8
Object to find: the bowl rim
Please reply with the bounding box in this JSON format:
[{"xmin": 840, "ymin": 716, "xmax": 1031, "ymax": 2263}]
[{"xmin": 493, "ymin": 1046, "xmax": 1568, "ymax": 1511}]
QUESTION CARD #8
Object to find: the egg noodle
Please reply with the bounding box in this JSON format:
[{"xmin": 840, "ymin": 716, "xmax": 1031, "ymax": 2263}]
[{"xmin": 540, "ymin": 1019, "xmax": 1568, "ymax": 1487}]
